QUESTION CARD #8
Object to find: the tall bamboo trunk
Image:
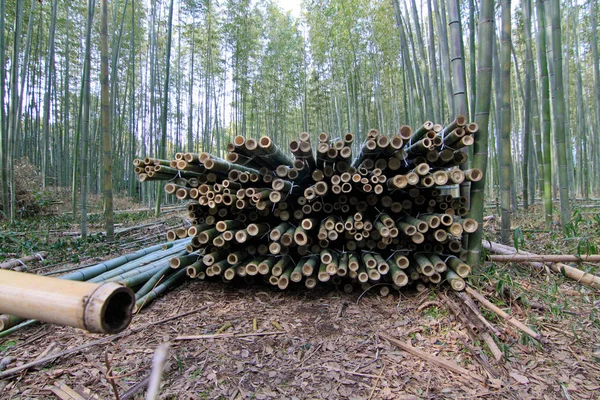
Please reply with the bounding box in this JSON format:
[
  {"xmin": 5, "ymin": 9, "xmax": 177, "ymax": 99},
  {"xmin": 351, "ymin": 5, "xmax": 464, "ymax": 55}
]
[
  {"xmin": 535, "ymin": 0, "xmax": 553, "ymax": 225},
  {"xmin": 466, "ymin": 0, "xmax": 495, "ymax": 268},
  {"xmin": 546, "ymin": 0, "xmax": 570, "ymax": 227},
  {"xmin": 499, "ymin": 0, "xmax": 512, "ymax": 243},
  {"xmin": 80, "ymin": 0, "xmax": 95, "ymax": 237},
  {"xmin": 101, "ymin": 0, "xmax": 114, "ymax": 240}
]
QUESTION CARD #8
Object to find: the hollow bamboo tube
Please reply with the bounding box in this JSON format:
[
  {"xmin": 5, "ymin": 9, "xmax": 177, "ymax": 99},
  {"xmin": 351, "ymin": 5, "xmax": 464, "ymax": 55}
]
[
  {"xmin": 245, "ymin": 258, "xmax": 262, "ymax": 276},
  {"xmin": 257, "ymin": 258, "xmax": 275, "ymax": 275},
  {"xmin": 290, "ymin": 263, "xmax": 304, "ymax": 283},
  {"xmin": 318, "ymin": 262, "xmax": 330, "ymax": 282},
  {"xmin": 461, "ymin": 218, "xmax": 478, "ymax": 233},
  {"xmin": 0, "ymin": 270, "xmax": 134, "ymax": 334},
  {"xmin": 447, "ymin": 256, "xmax": 471, "ymax": 278},
  {"xmin": 445, "ymin": 270, "xmax": 465, "ymax": 291},
  {"xmin": 464, "ymin": 168, "xmax": 483, "ymax": 182},
  {"xmin": 403, "ymin": 216, "xmax": 428, "ymax": 233},
  {"xmin": 362, "ymin": 253, "xmax": 377, "ymax": 269},
  {"xmin": 409, "ymin": 121, "xmax": 434, "ymax": 143},
  {"xmin": 429, "ymin": 272, "xmax": 442, "ymax": 284},
  {"xmin": 448, "ymin": 222, "xmax": 464, "ymax": 237},
  {"xmin": 368, "ymin": 269, "xmax": 381, "ymax": 281},
  {"xmin": 186, "ymin": 260, "xmax": 207, "ymax": 278},
  {"xmin": 0, "ymin": 314, "xmax": 25, "ymax": 332},
  {"xmin": 170, "ymin": 254, "xmax": 201, "ymax": 269},
  {"xmin": 374, "ymin": 254, "xmax": 390, "ymax": 275},
  {"xmin": 294, "ymin": 226, "xmax": 309, "ymax": 246},
  {"xmin": 433, "ymin": 170, "xmax": 448, "ymax": 186},
  {"xmin": 427, "ymin": 254, "xmax": 447, "ymax": 273},
  {"xmin": 414, "ymin": 254, "xmax": 435, "ymax": 276},
  {"xmin": 356, "ymin": 265, "xmax": 369, "ymax": 283},
  {"xmin": 448, "ymin": 169, "xmax": 465, "ymax": 184},
  {"xmin": 397, "ymin": 221, "xmax": 417, "ymax": 236}
]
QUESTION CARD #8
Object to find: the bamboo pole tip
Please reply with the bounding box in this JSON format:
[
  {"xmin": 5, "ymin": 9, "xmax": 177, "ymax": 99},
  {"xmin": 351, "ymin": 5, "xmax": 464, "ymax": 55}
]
[
  {"xmin": 259, "ymin": 136, "xmax": 272, "ymax": 148},
  {"xmin": 234, "ymin": 135, "xmax": 245, "ymax": 146},
  {"xmin": 456, "ymin": 115, "xmax": 467, "ymax": 126},
  {"xmin": 299, "ymin": 132, "xmax": 311, "ymax": 142},
  {"xmin": 84, "ymin": 283, "xmax": 134, "ymax": 334}
]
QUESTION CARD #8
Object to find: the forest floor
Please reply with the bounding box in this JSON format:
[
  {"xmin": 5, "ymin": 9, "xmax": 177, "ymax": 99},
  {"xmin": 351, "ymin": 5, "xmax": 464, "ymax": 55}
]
[{"xmin": 1, "ymin": 200, "xmax": 600, "ymax": 399}]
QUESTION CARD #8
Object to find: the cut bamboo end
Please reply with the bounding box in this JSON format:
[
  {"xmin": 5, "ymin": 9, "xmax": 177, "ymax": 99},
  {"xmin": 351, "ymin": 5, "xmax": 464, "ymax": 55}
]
[
  {"xmin": 398, "ymin": 125, "xmax": 412, "ymax": 140},
  {"xmin": 462, "ymin": 218, "xmax": 478, "ymax": 233},
  {"xmin": 446, "ymin": 270, "xmax": 465, "ymax": 291},
  {"xmin": 464, "ymin": 168, "xmax": 483, "ymax": 182},
  {"xmin": 414, "ymin": 163, "xmax": 430, "ymax": 176},
  {"xmin": 0, "ymin": 270, "xmax": 134, "ymax": 334},
  {"xmin": 305, "ymin": 277, "xmax": 317, "ymax": 289}
]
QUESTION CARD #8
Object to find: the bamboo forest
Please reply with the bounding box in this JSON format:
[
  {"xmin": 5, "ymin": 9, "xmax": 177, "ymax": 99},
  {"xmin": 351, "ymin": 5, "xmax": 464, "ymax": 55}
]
[{"xmin": 1, "ymin": 0, "xmax": 600, "ymax": 398}]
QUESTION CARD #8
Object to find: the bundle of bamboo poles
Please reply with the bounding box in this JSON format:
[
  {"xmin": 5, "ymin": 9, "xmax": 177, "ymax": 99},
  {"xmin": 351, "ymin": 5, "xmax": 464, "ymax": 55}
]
[
  {"xmin": 0, "ymin": 240, "xmax": 190, "ymax": 337},
  {"xmin": 135, "ymin": 116, "xmax": 480, "ymax": 294}
]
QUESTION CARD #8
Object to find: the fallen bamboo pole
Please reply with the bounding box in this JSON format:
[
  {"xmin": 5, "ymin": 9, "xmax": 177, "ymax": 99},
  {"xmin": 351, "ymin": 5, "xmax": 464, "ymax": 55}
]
[
  {"xmin": 174, "ymin": 330, "xmax": 285, "ymax": 341},
  {"xmin": 0, "ymin": 269, "xmax": 134, "ymax": 334},
  {"xmin": 0, "ymin": 252, "xmax": 48, "ymax": 270},
  {"xmin": 483, "ymin": 240, "xmax": 600, "ymax": 289},
  {"xmin": 489, "ymin": 254, "xmax": 600, "ymax": 263}
]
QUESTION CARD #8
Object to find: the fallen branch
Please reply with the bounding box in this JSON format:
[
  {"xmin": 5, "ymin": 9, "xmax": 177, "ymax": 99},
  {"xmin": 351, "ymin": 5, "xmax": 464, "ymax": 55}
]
[
  {"xmin": 120, "ymin": 374, "xmax": 151, "ymax": 400},
  {"xmin": 49, "ymin": 381, "xmax": 90, "ymax": 400},
  {"xmin": 441, "ymin": 293, "xmax": 503, "ymax": 362},
  {"xmin": 483, "ymin": 240, "xmax": 600, "ymax": 289},
  {"xmin": 489, "ymin": 254, "xmax": 600, "ymax": 263},
  {"xmin": 146, "ymin": 343, "xmax": 170, "ymax": 400},
  {"xmin": 0, "ymin": 252, "xmax": 48, "ymax": 270},
  {"xmin": 464, "ymin": 286, "xmax": 543, "ymax": 343},
  {"xmin": 455, "ymin": 292, "xmax": 505, "ymax": 340},
  {"xmin": 378, "ymin": 332, "xmax": 486, "ymax": 383},
  {"xmin": 174, "ymin": 331, "xmax": 285, "ymax": 341}
]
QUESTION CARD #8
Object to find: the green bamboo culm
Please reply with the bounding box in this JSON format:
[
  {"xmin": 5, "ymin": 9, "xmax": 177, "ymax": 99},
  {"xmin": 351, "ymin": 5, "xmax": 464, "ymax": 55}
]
[
  {"xmin": 498, "ymin": 0, "xmax": 512, "ymax": 244},
  {"xmin": 0, "ymin": 314, "xmax": 25, "ymax": 331},
  {"xmin": 134, "ymin": 264, "xmax": 173, "ymax": 300},
  {"xmin": 547, "ymin": 0, "xmax": 570, "ymax": 228},
  {"xmin": 154, "ymin": 0, "xmax": 175, "ymax": 217},
  {"xmin": 102, "ymin": 254, "xmax": 183, "ymax": 284},
  {"xmin": 117, "ymin": 264, "xmax": 169, "ymax": 288},
  {"xmin": 86, "ymin": 247, "xmax": 187, "ymax": 283},
  {"xmin": 0, "ymin": 320, "xmax": 38, "ymax": 339},
  {"xmin": 536, "ymin": 0, "xmax": 553, "ymax": 225},
  {"xmin": 135, "ymin": 268, "xmax": 187, "ymax": 311},
  {"xmin": 61, "ymin": 241, "xmax": 180, "ymax": 281},
  {"xmin": 465, "ymin": 0, "xmax": 495, "ymax": 268}
]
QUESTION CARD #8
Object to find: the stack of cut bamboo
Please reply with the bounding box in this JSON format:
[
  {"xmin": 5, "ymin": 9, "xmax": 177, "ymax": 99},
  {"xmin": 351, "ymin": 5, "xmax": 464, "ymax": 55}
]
[{"xmin": 134, "ymin": 116, "xmax": 481, "ymax": 293}]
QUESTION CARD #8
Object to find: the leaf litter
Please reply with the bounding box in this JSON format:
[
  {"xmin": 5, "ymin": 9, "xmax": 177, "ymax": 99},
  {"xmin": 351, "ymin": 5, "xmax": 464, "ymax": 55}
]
[{"xmin": 0, "ymin": 204, "xmax": 599, "ymax": 399}]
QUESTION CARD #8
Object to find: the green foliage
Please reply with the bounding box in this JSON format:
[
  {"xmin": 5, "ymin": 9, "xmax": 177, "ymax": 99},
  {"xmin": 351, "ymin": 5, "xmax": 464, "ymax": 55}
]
[
  {"xmin": 0, "ymin": 340, "xmax": 18, "ymax": 352},
  {"xmin": 564, "ymin": 208, "xmax": 599, "ymax": 256},
  {"xmin": 512, "ymin": 227, "xmax": 525, "ymax": 251}
]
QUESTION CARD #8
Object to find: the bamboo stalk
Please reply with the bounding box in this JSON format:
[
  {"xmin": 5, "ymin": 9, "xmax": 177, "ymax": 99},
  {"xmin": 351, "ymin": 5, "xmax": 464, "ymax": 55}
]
[
  {"xmin": 489, "ymin": 254, "xmax": 600, "ymax": 263},
  {"xmin": 482, "ymin": 241, "xmax": 600, "ymax": 289},
  {"xmin": 0, "ymin": 269, "xmax": 134, "ymax": 333}
]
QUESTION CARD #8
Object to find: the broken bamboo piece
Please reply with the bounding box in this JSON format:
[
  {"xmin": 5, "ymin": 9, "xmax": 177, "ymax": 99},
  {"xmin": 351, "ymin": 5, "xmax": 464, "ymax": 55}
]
[
  {"xmin": 378, "ymin": 332, "xmax": 485, "ymax": 383},
  {"xmin": 464, "ymin": 286, "xmax": 543, "ymax": 343}
]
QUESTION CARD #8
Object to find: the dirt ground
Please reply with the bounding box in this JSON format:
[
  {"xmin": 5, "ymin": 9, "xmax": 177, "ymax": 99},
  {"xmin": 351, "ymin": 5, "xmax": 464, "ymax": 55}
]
[{"xmin": 1, "ymin": 202, "xmax": 600, "ymax": 399}]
